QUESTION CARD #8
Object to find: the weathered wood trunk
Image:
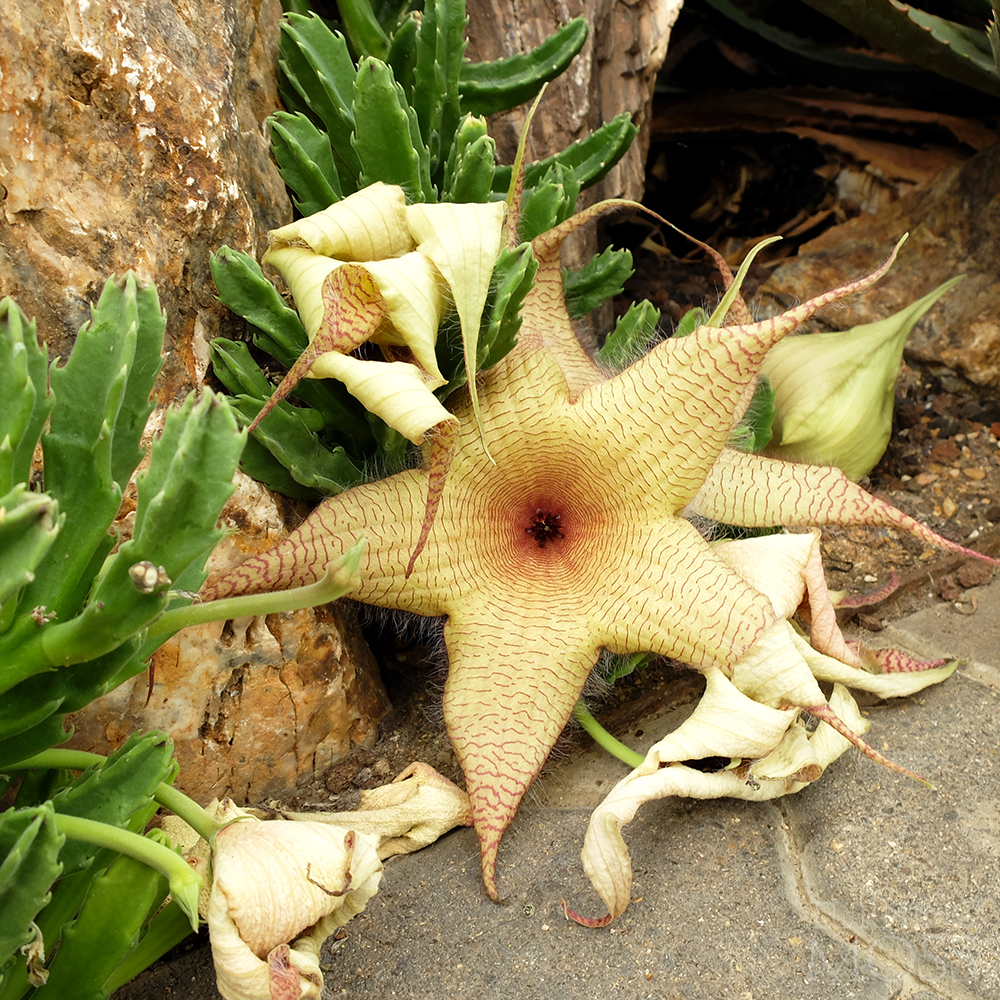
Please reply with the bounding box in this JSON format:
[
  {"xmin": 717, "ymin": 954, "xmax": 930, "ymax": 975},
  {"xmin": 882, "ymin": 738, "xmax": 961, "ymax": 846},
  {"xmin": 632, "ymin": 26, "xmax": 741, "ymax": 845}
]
[{"xmin": 465, "ymin": 0, "xmax": 683, "ymax": 204}]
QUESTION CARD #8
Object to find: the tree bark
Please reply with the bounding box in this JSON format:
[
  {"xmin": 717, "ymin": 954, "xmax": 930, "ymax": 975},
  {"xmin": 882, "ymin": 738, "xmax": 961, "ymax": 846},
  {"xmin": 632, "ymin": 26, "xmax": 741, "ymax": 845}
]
[{"xmin": 465, "ymin": 0, "xmax": 683, "ymax": 204}]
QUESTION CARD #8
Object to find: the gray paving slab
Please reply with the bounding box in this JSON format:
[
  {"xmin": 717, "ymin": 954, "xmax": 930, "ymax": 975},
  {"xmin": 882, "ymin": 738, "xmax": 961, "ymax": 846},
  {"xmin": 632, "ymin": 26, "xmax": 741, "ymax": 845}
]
[
  {"xmin": 329, "ymin": 800, "xmax": 896, "ymax": 1000},
  {"xmin": 781, "ymin": 669, "xmax": 999, "ymax": 1000},
  {"xmin": 115, "ymin": 581, "xmax": 1000, "ymax": 1000},
  {"xmin": 878, "ymin": 582, "xmax": 1000, "ymax": 689}
]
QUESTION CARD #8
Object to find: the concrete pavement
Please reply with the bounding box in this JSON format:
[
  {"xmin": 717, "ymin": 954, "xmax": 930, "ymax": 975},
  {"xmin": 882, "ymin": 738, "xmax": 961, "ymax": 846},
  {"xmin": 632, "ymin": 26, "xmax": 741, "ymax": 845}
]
[{"xmin": 116, "ymin": 580, "xmax": 1000, "ymax": 1000}]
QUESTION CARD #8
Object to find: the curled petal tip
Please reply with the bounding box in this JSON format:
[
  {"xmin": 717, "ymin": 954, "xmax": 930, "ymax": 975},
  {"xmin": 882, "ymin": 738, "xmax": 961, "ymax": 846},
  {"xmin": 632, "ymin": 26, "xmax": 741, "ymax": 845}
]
[
  {"xmin": 481, "ymin": 852, "xmax": 500, "ymax": 902},
  {"xmin": 561, "ymin": 898, "xmax": 614, "ymax": 928}
]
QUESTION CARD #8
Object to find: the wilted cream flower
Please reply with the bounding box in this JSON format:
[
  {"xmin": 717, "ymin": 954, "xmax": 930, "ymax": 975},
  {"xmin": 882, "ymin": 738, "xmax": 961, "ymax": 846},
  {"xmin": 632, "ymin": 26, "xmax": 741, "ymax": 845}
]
[
  {"xmin": 206, "ymin": 800, "xmax": 382, "ymax": 1000},
  {"xmin": 569, "ymin": 530, "xmax": 957, "ymax": 927},
  {"xmin": 165, "ymin": 763, "xmax": 471, "ymax": 1000},
  {"xmin": 272, "ymin": 761, "xmax": 472, "ymax": 858},
  {"xmin": 762, "ymin": 275, "xmax": 962, "ymax": 479}
]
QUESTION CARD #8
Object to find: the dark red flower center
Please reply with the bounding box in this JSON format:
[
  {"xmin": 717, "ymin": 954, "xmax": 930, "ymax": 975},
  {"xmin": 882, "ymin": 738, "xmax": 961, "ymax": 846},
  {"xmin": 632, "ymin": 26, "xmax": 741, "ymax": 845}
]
[{"xmin": 525, "ymin": 509, "xmax": 564, "ymax": 548}]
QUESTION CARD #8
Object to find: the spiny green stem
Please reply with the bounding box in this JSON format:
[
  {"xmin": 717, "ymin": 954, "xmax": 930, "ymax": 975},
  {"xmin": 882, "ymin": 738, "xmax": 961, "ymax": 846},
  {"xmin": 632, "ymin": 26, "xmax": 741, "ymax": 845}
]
[
  {"xmin": 572, "ymin": 702, "xmax": 644, "ymax": 768},
  {"xmin": 7, "ymin": 748, "xmax": 221, "ymax": 841},
  {"xmin": 53, "ymin": 814, "xmax": 201, "ymax": 931}
]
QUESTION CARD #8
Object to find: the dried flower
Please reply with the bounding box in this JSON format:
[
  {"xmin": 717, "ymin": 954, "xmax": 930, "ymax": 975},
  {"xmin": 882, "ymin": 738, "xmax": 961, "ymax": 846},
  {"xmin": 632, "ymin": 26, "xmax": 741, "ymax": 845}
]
[
  {"xmin": 569, "ymin": 530, "xmax": 956, "ymax": 926},
  {"xmin": 164, "ymin": 763, "xmax": 470, "ymax": 999},
  {"xmin": 206, "ymin": 800, "xmax": 382, "ymax": 1000}
]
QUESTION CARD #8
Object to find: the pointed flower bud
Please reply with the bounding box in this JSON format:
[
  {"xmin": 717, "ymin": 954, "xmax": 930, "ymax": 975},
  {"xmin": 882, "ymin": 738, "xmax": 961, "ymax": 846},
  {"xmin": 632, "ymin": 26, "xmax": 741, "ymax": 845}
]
[{"xmin": 761, "ymin": 275, "xmax": 963, "ymax": 480}]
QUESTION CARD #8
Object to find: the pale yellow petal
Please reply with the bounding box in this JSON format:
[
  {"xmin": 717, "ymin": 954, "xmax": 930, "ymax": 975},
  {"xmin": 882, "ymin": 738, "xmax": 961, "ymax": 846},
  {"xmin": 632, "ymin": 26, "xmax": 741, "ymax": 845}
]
[
  {"xmin": 212, "ymin": 818, "xmax": 366, "ymax": 955},
  {"xmin": 407, "ymin": 200, "xmax": 506, "ymax": 435},
  {"xmin": 730, "ymin": 620, "xmax": 827, "ymax": 708},
  {"xmin": 364, "ymin": 253, "xmax": 446, "ymax": 384},
  {"xmin": 809, "ymin": 683, "xmax": 870, "ymax": 763},
  {"xmin": 789, "ymin": 628, "xmax": 960, "ymax": 698},
  {"xmin": 578, "ymin": 748, "xmax": 836, "ymax": 925},
  {"xmin": 273, "ymin": 762, "xmax": 471, "ymax": 859},
  {"xmin": 307, "ymin": 352, "xmax": 457, "ymax": 445},
  {"xmin": 751, "ymin": 720, "xmax": 821, "ymax": 782},
  {"xmin": 406, "ymin": 200, "xmax": 504, "ymax": 334},
  {"xmin": 639, "ymin": 666, "xmax": 794, "ymax": 771},
  {"xmin": 710, "ymin": 530, "xmax": 817, "ymax": 618},
  {"xmin": 207, "ymin": 885, "xmax": 275, "ymax": 1000},
  {"xmin": 260, "ymin": 246, "xmax": 342, "ymax": 341},
  {"xmin": 267, "ymin": 182, "xmax": 412, "ymax": 260}
]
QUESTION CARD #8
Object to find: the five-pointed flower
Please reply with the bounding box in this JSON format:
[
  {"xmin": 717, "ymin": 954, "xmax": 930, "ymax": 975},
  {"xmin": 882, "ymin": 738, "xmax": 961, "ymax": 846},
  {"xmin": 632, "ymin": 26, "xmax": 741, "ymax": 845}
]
[{"xmin": 204, "ymin": 204, "xmax": 992, "ymax": 901}]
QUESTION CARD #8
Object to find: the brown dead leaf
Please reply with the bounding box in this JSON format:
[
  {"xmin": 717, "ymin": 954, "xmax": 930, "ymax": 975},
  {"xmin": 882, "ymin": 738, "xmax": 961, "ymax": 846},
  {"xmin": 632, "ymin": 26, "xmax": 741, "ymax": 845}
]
[{"xmin": 785, "ymin": 127, "xmax": 965, "ymax": 183}]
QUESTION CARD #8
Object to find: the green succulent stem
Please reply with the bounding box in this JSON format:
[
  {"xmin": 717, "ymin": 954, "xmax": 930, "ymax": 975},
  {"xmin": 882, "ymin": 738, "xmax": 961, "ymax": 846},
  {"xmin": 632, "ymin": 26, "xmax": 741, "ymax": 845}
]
[
  {"xmin": 101, "ymin": 900, "xmax": 195, "ymax": 995},
  {"xmin": 8, "ymin": 748, "xmax": 106, "ymax": 770},
  {"xmin": 572, "ymin": 702, "xmax": 644, "ymax": 768},
  {"xmin": 147, "ymin": 536, "xmax": 366, "ymax": 638},
  {"xmin": 151, "ymin": 782, "xmax": 220, "ymax": 843},
  {"xmin": 339, "ymin": 0, "xmax": 390, "ymax": 59},
  {"xmin": 7, "ymin": 748, "xmax": 221, "ymax": 842},
  {"xmin": 51, "ymin": 814, "xmax": 202, "ymax": 931}
]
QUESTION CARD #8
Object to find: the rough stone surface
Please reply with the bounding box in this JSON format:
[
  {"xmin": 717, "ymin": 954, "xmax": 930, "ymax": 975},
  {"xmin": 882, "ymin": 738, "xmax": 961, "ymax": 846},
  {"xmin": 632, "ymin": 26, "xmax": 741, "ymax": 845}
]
[
  {"xmin": 0, "ymin": 0, "xmax": 291, "ymax": 401},
  {"xmin": 4, "ymin": 0, "xmax": 394, "ymax": 802},
  {"xmin": 761, "ymin": 141, "xmax": 1000, "ymax": 390},
  {"xmin": 66, "ymin": 472, "xmax": 392, "ymax": 802},
  {"xmin": 465, "ymin": 0, "xmax": 682, "ymax": 205}
]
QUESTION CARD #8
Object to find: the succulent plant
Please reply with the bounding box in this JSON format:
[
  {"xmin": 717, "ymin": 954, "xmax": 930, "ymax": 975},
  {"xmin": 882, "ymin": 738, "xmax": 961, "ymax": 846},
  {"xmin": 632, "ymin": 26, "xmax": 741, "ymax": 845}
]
[
  {"xmin": 0, "ymin": 278, "xmax": 247, "ymax": 768},
  {"xmin": 0, "ymin": 277, "xmax": 242, "ymax": 996},
  {"xmin": 211, "ymin": 0, "xmax": 647, "ymax": 500},
  {"xmin": 698, "ymin": 0, "xmax": 1000, "ymax": 97},
  {"xmin": 802, "ymin": 0, "xmax": 1000, "ymax": 97},
  {"xmin": 0, "ymin": 277, "xmax": 370, "ymax": 997}
]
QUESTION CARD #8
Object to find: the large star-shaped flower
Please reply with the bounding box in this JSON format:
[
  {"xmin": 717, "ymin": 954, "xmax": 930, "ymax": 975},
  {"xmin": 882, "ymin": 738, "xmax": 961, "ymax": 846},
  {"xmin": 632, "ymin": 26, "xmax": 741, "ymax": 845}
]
[{"xmin": 204, "ymin": 208, "xmax": 988, "ymax": 899}]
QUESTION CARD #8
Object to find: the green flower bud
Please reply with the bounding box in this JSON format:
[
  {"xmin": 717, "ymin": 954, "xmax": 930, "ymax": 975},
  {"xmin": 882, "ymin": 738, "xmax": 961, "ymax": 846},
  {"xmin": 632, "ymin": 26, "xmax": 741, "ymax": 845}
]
[{"xmin": 761, "ymin": 275, "xmax": 963, "ymax": 480}]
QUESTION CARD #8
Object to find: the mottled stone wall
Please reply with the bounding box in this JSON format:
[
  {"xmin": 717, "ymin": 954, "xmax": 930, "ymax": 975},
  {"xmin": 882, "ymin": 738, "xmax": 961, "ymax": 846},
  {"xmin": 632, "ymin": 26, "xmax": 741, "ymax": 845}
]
[{"xmin": 0, "ymin": 0, "xmax": 291, "ymax": 399}]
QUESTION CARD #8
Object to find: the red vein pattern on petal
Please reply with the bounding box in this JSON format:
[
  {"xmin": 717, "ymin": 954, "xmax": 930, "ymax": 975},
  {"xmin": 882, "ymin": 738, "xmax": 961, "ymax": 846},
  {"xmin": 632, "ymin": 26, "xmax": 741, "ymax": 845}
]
[{"xmin": 695, "ymin": 449, "xmax": 1000, "ymax": 567}]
